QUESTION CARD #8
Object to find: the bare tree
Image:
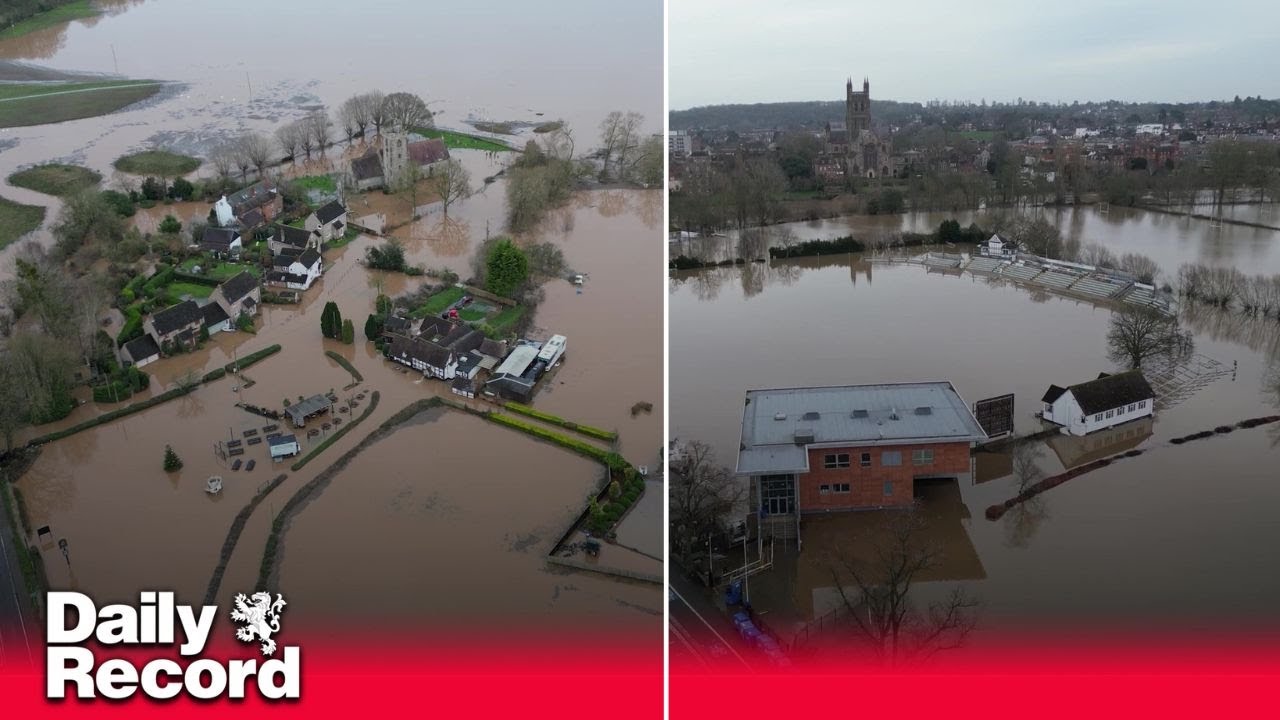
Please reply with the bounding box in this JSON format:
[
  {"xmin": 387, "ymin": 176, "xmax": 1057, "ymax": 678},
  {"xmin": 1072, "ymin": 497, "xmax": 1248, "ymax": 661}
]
[
  {"xmin": 342, "ymin": 93, "xmax": 375, "ymax": 139},
  {"xmin": 427, "ymin": 159, "xmax": 472, "ymax": 215},
  {"xmin": 275, "ymin": 122, "xmax": 303, "ymax": 163},
  {"xmin": 335, "ymin": 101, "xmax": 358, "ymax": 145},
  {"xmin": 366, "ymin": 90, "xmax": 386, "ymax": 136},
  {"xmin": 1004, "ymin": 442, "xmax": 1050, "ymax": 549},
  {"xmin": 209, "ymin": 144, "xmax": 236, "ymax": 179},
  {"xmin": 240, "ymin": 133, "xmax": 274, "ymax": 178},
  {"xmin": 830, "ymin": 512, "xmax": 979, "ymax": 665},
  {"xmin": 1118, "ymin": 252, "xmax": 1160, "ymax": 285},
  {"xmin": 307, "ymin": 109, "xmax": 333, "ymax": 157},
  {"xmin": 598, "ymin": 110, "xmax": 644, "ymax": 180},
  {"xmin": 380, "ymin": 92, "xmax": 432, "ymax": 132},
  {"xmin": 539, "ymin": 123, "xmax": 575, "ymax": 161},
  {"xmin": 669, "ymin": 440, "xmax": 745, "ymax": 570},
  {"xmin": 1106, "ymin": 305, "xmax": 1189, "ymax": 369},
  {"xmin": 1078, "ymin": 242, "xmax": 1118, "ymax": 269}
]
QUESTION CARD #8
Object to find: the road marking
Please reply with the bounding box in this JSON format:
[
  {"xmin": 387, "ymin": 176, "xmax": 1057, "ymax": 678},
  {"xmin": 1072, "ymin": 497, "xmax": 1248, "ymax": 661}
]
[{"xmin": 0, "ymin": 81, "xmax": 163, "ymax": 103}]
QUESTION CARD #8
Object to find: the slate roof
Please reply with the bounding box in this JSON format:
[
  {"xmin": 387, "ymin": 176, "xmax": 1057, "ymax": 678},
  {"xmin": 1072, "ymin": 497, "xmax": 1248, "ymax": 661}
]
[
  {"xmin": 201, "ymin": 227, "xmax": 240, "ymax": 250},
  {"xmin": 122, "ymin": 335, "xmax": 160, "ymax": 361},
  {"xmin": 351, "ymin": 152, "xmax": 383, "ymax": 181},
  {"xmin": 267, "ymin": 270, "xmax": 309, "ymax": 285},
  {"xmin": 417, "ymin": 315, "xmax": 453, "ymax": 340},
  {"xmin": 150, "ymin": 301, "xmax": 203, "ymax": 336},
  {"xmin": 1042, "ymin": 385, "xmax": 1067, "ymax": 404},
  {"xmin": 408, "ymin": 138, "xmax": 449, "ymax": 166},
  {"xmin": 218, "ymin": 271, "xmax": 258, "ymax": 304},
  {"xmin": 1063, "ymin": 370, "xmax": 1155, "ymax": 415},
  {"xmin": 238, "ymin": 207, "xmax": 265, "ymax": 229},
  {"xmin": 388, "ymin": 336, "xmax": 451, "ymax": 368},
  {"xmin": 295, "ymin": 248, "xmax": 321, "ymax": 270},
  {"xmin": 478, "ymin": 338, "xmax": 508, "ymax": 359},
  {"xmin": 383, "ymin": 315, "xmax": 411, "ymax": 335},
  {"xmin": 315, "ymin": 200, "xmax": 346, "ymax": 224},
  {"xmin": 202, "ymin": 301, "xmax": 230, "ymax": 328},
  {"xmin": 268, "ymin": 434, "xmax": 299, "ymax": 448},
  {"xmin": 228, "ymin": 182, "xmax": 276, "ymax": 213},
  {"xmin": 275, "ymin": 224, "xmax": 311, "ymax": 249}
]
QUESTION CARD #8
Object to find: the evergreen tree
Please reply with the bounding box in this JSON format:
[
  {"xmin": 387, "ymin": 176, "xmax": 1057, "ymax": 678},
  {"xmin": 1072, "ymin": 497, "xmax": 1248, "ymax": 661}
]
[
  {"xmin": 163, "ymin": 445, "xmax": 183, "ymax": 472},
  {"xmin": 364, "ymin": 313, "xmax": 384, "ymax": 341},
  {"xmin": 321, "ymin": 301, "xmax": 343, "ymax": 339},
  {"xmin": 341, "ymin": 318, "xmax": 355, "ymax": 344},
  {"xmin": 484, "ymin": 238, "xmax": 528, "ymax": 298}
]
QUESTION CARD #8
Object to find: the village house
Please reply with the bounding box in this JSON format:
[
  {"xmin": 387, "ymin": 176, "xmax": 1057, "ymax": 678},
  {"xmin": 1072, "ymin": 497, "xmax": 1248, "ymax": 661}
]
[
  {"xmin": 451, "ymin": 376, "xmax": 476, "ymax": 399},
  {"xmin": 306, "ymin": 200, "xmax": 348, "ymax": 243},
  {"xmin": 269, "ymin": 224, "xmax": 316, "ymax": 256},
  {"xmin": 144, "ymin": 300, "xmax": 205, "ymax": 354},
  {"xmin": 215, "ymin": 181, "xmax": 282, "ymax": 227},
  {"xmin": 119, "ymin": 335, "xmax": 161, "ymax": 368},
  {"xmin": 198, "ymin": 227, "xmax": 242, "ymax": 259},
  {"xmin": 211, "ymin": 270, "xmax": 261, "ymax": 320},
  {"xmin": 977, "ymin": 233, "xmax": 1018, "ymax": 258},
  {"xmin": 736, "ymin": 382, "xmax": 988, "ymax": 544},
  {"xmin": 267, "ymin": 247, "xmax": 323, "ymax": 291},
  {"xmin": 1041, "ymin": 370, "xmax": 1156, "ymax": 437},
  {"xmin": 202, "ymin": 301, "xmax": 231, "ymax": 336},
  {"xmin": 387, "ymin": 335, "xmax": 456, "ymax": 378}
]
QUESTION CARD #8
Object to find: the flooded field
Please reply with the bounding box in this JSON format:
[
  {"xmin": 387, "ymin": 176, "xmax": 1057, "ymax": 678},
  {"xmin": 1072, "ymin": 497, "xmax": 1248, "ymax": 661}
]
[
  {"xmin": 277, "ymin": 408, "xmax": 659, "ymax": 628},
  {"xmin": 676, "ymin": 203, "xmax": 1280, "ymax": 278},
  {"xmin": 670, "ymin": 209, "xmax": 1280, "ymax": 646}
]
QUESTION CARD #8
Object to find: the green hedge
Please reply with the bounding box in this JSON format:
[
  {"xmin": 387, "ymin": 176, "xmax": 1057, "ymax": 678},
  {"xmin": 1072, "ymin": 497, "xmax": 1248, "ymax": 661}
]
[
  {"xmin": 202, "ymin": 368, "xmax": 227, "ymax": 383},
  {"xmin": 289, "ymin": 391, "xmax": 381, "ymax": 472},
  {"xmin": 485, "ymin": 412, "xmax": 619, "ymax": 464},
  {"xmin": 502, "ymin": 402, "xmax": 616, "ymax": 441},
  {"xmin": 27, "ymin": 385, "xmax": 198, "ymax": 446},
  {"xmin": 325, "ymin": 350, "xmax": 362, "ymax": 382},
  {"xmin": 226, "ymin": 344, "xmax": 281, "ymax": 373},
  {"xmin": 116, "ymin": 305, "xmax": 143, "ymax": 347}
]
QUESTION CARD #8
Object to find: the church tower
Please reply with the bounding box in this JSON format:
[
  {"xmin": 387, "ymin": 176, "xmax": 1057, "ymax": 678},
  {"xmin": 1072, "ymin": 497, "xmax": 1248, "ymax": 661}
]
[
  {"xmin": 380, "ymin": 126, "xmax": 409, "ymax": 187},
  {"xmin": 846, "ymin": 76, "xmax": 871, "ymax": 138}
]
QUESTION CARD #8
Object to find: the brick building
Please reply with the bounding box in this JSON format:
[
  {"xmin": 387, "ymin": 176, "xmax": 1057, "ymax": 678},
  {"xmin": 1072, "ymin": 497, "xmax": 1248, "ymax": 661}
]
[{"xmin": 736, "ymin": 382, "xmax": 987, "ymax": 545}]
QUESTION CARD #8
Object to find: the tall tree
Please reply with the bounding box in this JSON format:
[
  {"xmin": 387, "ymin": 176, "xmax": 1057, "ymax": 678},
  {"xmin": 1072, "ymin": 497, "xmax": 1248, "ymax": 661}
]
[
  {"xmin": 484, "ymin": 238, "xmax": 528, "ymax": 298},
  {"xmin": 669, "ymin": 441, "xmax": 744, "ymax": 570},
  {"xmin": 426, "ymin": 159, "xmax": 472, "ymax": 215},
  {"xmin": 380, "ymin": 92, "xmax": 432, "ymax": 132},
  {"xmin": 1106, "ymin": 306, "xmax": 1189, "ymax": 369}
]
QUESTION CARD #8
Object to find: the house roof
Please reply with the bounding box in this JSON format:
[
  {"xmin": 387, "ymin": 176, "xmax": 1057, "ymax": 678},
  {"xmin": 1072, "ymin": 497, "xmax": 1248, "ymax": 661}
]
[
  {"xmin": 315, "ymin": 200, "xmax": 346, "ymax": 224},
  {"xmin": 383, "ymin": 315, "xmax": 411, "ymax": 334},
  {"xmin": 407, "ymin": 138, "xmax": 449, "ymax": 166},
  {"xmin": 228, "ymin": 182, "xmax": 277, "ymax": 213},
  {"xmin": 275, "ymin": 224, "xmax": 311, "ymax": 248},
  {"xmin": 238, "ymin": 207, "xmax": 265, "ymax": 229},
  {"xmin": 122, "ymin": 334, "xmax": 160, "ymax": 361},
  {"xmin": 150, "ymin": 300, "xmax": 203, "ymax": 336},
  {"xmin": 218, "ymin": 271, "xmax": 258, "ymax": 305},
  {"xmin": 267, "ymin": 270, "xmax": 309, "ymax": 285},
  {"xmin": 478, "ymin": 338, "xmax": 508, "ymax": 359},
  {"xmin": 451, "ymin": 376, "xmax": 474, "ymax": 391},
  {"xmin": 268, "ymin": 433, "xmax": 298, "ymax": 448},
  {"xmin": 351, "ymin": 152, "xmax": 383, "ymax": 181},
  {"xmin": 439, "ymin": 324, "xmax": 474, "ymax": 348},
  {"xmin": 295, "ymin": 248, "xmax": 321, "ymax": 270},
  {"xmin": 1064, "ymin": 370, "xmax": 1155, "ymax": 416},
  {"xmin": 201, "ymin": 226, "xmax": 240, "ymax": 249},
  {"xmin": 1041, "ymin": 384, "xmax": 1067, "ymax": 404},
  {"xmin": 202, "ymin": 301, "xmax": 230, "ymax": 328},
  {"xmin": 737, "ymin": 382, "xmax": 989, "ymax": 475},
  {"xmin": 284, "ymin": 395, "xmax": 331, "ymax": 425},
  {"xmin": 417, "ymin": 315, "xmax": 453, "ymax": 340},
  {"xmin": 493, "ymin": 344, "xmax": 539, "ymax": 377}
]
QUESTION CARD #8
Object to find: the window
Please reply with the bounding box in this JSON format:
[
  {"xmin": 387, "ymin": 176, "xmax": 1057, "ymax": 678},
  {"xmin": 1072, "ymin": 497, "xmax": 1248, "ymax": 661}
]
[
  {"xmin": 1105, "ymin": 410, "xmax": 1114, "ymax": 419},
  {"xmin": 1128, "ymin": 404, "xmax": 1136, "ymax": 412},
  {"xmin": 834, "ymin": 483, "xmax": 850, "ymax": 493},
  {"xmin": 819, "ymin": 484, "xmax": 830, "ymax": 495},
  {"xmin": 881, "ymin": 451, "xmax": 902, "ymax": 466},
  {"xmin": 1044, "ymin": 403, "xmax": 1052, "ymax": 414},
  {"xmin": 824, "ymin": 453, "xmax": 850, "ymax": 469},
  {"xmin": 883, "ymin": 481, "xmax": 894, "ymax": 496},
  {"xmin": 1139, "ymin": 400, "xmax": 1147, "ymax": 409},
  {"xmin": 860, "ymin": 452, "xmax": 871, "ymax": 468},
  {"xmin": 1094, "ymin": 413, "xmax": 1103, "ymax": 422},
  {"xmin": 1117, "ymin": 405, "xmax": 1125, "ymax": 416},
  {"xmin": 912, "ymin": 449, "xmax": 934, "ymax": 466}
]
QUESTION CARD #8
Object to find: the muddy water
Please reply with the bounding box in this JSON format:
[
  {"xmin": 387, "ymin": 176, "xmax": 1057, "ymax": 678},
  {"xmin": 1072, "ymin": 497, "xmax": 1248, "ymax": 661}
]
[
  {"xmin": 0, "ymin": 0, "xmax": 662, "ymax": 274},
  {"xmin": 670, "ymin": 237, "xmax": 1280, "ymax": 639},
  {"xmin": 679, "ymin": 204, "xmax": 1280, "ymax": 279},
  {"xmin": 276, "ymin": 408, "xmax": 659, "ymax": 627}
]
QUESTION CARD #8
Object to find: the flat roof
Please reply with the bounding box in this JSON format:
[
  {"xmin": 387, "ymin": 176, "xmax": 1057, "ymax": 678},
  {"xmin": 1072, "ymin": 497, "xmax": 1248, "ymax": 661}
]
[
  {"xmin": 493, "ymin": 344, "xmax": 539, "ymax": 376},
  {"xmin": 737, "ymin": 382, "xmax": 988, "ymax": 475},
  {"xmin": 268, "ymin": 434, "xmax": 298, "ymax": 447}
]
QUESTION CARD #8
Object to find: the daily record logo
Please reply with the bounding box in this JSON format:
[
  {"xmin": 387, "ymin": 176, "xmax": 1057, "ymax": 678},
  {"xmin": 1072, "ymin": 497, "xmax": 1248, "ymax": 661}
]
[{"xmin": 46, "ymin": 591, "xmax": 299, "ymax": 700}]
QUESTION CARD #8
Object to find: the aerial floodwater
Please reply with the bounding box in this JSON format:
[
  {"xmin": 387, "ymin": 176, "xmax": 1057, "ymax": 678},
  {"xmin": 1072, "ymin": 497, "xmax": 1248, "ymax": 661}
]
[
  {"xmin": 670, "ymin": 207, "xmax": 1280, "ymax": 653},
  {"xmin": 4, "ymin": 0, "xmax": 662, "ymax": 632}
]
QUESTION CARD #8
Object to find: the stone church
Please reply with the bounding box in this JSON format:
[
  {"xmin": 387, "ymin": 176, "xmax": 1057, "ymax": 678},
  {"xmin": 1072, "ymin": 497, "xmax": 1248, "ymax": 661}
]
[{"xmin": 844, "ymin": 77, "xmax": 893, "ymax": 179}]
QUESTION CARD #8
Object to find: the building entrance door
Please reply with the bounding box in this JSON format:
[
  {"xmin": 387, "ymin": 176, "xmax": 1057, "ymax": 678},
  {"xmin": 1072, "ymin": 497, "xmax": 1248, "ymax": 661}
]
[{"xmin": 760, "ymin": 475, "xmax": 795, "ymax": 516}]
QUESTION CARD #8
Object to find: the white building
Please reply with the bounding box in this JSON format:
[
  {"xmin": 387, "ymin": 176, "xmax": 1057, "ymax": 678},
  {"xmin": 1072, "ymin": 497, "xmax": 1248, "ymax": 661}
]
[
  {"xmin": 536, "ymin": 334, "xmax": 566, "ymax": 367},
  {"xmin": 267, "ymin": 248, "xmax": 323, "ymax": 291},
  {"xmin": 668, "ymin": 131, "xmax": 692, "ymax": 156},
  {"xmin": 268, "ymin": 434, "xmax": 301, "ymax": 460},
  {"xmin": 1041, "ymin": 370, "xmax": 1155, "ymax": 436},
  {"xmin": 978, "ymin": 233, "xmax": 1018, "ymax": 258}
]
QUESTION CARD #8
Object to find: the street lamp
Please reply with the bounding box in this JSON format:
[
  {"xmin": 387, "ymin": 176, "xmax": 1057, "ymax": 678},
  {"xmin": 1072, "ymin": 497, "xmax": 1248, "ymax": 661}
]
[{"xmin": 58, "ymin": 538, "xmax": 70, "ymax": 566}]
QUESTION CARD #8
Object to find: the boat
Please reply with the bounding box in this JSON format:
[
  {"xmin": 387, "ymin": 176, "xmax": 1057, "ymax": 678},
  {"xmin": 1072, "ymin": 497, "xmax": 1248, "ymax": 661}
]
[
  {"xmin": 573, "ymin": 274, "xmax": 584, "ymax": 285},
  {"xmin": 205, "ymin": 477, "xmax": 224, "ymax": 494}
]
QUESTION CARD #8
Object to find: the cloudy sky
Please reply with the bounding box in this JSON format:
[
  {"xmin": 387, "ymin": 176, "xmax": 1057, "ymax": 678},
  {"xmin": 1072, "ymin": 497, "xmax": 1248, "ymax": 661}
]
[{"xmin": 669, "ymin": 0, "xmax": 1280, "ymax": 109}]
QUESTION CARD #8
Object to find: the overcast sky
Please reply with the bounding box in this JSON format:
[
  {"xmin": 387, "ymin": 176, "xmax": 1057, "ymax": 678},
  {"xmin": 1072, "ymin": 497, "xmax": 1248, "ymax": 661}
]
[{"xmin": 669, "ymin": 0, "xmax": 1280, "ymax": 109}]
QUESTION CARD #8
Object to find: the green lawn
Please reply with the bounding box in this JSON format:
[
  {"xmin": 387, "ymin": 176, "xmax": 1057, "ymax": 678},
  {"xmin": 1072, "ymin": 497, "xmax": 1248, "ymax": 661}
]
[
  {"xmin": 8, "ymin": 163, "xmax": 101, "ymax": 196},
  {"xmin": 413, "ymin": 127, "xmax": 513, "ymax": 153},
  {"xmin": 411, "ymin": 287, "xmax": 465, "ymax": 317},
  {"xmin": 167, "ymin": 282, "xmax": 213, "ymax": 300},
  {"xmin": 293, "ymin": 174, "xmax": 337, "ymax": 193},
  {"xmin": 179, "ymin": 257, "xmax": 260, "ymax": 280},
  {"xmin": 0, "ymin": 196, "xmax": 46, "ymax": 249},
  {"xmin": 487, "ymin": 305, "xmax": 525, "ymax": 333},
  {"xmin": 0, "ymin": 1, "xmax": 99, "ymax": 41},
  {"xmin": 0, "ymin": 82, "xmax": 162, "ymax": 128},
  {"xmin": 113, "ymin": 149, "xmax": 201, "ymax": 176}
]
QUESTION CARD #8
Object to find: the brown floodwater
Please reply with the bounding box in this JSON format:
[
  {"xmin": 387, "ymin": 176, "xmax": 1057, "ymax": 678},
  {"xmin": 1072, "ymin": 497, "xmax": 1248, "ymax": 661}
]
[
  {"xmin": 276, "ymin": 408, "xmax": 660, "ymax": 627},
  {"xmin": 0, "ymin": 0, "xmax": 662, "ymax": 278},
  {"xmin": 670, "ymin": 211, "xmax": 1280, "ymax": 645},
  {"xmin": 677, "ymin": 204, "xmax": 1280, "ymax": 279}
]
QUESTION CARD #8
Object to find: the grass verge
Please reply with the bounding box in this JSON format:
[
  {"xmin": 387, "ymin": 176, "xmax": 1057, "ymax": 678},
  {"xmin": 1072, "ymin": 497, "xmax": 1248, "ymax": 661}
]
[
  {"xmin": 0, "ymin": 196, "xmax": 46, "ymax": 250},
  {"xmin": 8, "ymin": 163, "xmax": 101, "ymax": 196},
  {"xmin": 413, "ymin": 127, "xmax": 513, "ymax": 153},
  {"xmin": 113, "ymin": 149, "xmax": 201, "ymax": 176},
  {"xmin": 0, "ymin": 1, "xmax": 98, "ymax": 41},
  {"xmin": 502, "ymin": 402, "xmax": 616, "ymax": 441},
  {"xmin": 0, "ymin": 82, "xmax": 162, "ymax": 128}
]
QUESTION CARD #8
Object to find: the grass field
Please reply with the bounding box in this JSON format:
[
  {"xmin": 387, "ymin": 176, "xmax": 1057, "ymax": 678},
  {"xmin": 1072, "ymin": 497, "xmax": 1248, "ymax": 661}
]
[
  {"xmin": 414, "ymin": 127, "xmax": 513, "ymax": 153},
  {"xmin": 8, "ymin": 163, "xmax": 101, "ymax": 196},
  {"xmin": 411, "ymin": 286, "xmax": 465, "ymax": 317},
  {"xmin": 0, "ymin": 196, "xmax": 45, "ymax": 249},
  {"xmin": 487, "ymin": 305, "xmax": 525, "ymax": 333},
  {"xmin": 0, "ymin": 1, "xmax": 98, "ymax": 41},
  {"xmin": 293, "ymin": 174, "xmax": 337, "ymax": 193},
  {"xmin": 114, "ymin": 149, "xmax": 201, "ymax": 176},
  {"xmin": 0, "ymin": 81, "xmax": 162, "ymax": 128},
  {"xmin": 179, "ymin": 257, "xmax": 260, "ymax": 280},
  {"xmin": 167, "ymin": 282, "xmax": 214, "ymax": 300}
]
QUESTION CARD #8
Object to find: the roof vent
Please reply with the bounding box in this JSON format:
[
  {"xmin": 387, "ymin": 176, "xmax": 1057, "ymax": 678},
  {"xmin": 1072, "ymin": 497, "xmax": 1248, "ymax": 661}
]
[
  {"xmin": 802, "ymin": 411, "xmax": 820, "ymax": 421},
  {"xmin": 915, "ymin": 406, "xmax": 932, "ymax": 415},
  {"xmin": 793, "ymin": 429, "xmax": 815, "ymax": 444},
  {"xmin": 889, "ymin": 407, "xmax": 900, "ymax": 421},
  {"xmin": 851, "ymin": 409, "xmax": 869, "ymax": 419},
  {"xmin": 773, "ymin": 412, "xmax": 787, "ymax": 421}
]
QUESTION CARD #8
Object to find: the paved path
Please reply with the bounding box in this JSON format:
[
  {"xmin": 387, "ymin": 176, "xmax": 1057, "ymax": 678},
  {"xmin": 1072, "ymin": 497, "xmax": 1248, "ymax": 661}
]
[
  {"xmin": 669, "ymin": 566, "xmax": 752, "ymax": 671},
  {"xmin": 0, "ymin": 81, "xmax": 162, "ymax": 103}
]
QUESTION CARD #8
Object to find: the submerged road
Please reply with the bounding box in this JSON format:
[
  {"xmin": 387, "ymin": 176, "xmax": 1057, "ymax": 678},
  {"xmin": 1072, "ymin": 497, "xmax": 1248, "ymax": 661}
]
[
  {"xmin": 668, "ymin": 568, "xmax": 752, "ymax": 671},
  {"xmin": 0, "ymin": 508, "xmax": 36, "ymax": 666}
]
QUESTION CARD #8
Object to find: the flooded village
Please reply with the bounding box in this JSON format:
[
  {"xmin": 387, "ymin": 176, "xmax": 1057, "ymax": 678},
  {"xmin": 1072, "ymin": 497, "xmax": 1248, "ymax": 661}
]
[
  {"xmin": 0, "ymin": 0, "xmax": 663, "ymax": 643},
  {"xmin": 668, "ymin": 72, "xmax": 1280, "ymax": 666}
]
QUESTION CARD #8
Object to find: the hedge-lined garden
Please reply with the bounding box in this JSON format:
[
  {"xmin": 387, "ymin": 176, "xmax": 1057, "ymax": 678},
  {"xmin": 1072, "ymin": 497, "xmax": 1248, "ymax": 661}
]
[{"xmin": 502, "ymin": 402, "xmax": 616, "ymax": 441}]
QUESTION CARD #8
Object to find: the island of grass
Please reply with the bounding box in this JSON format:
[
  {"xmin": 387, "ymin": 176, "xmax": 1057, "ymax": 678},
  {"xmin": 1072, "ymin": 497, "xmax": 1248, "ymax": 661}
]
[
  {"xmin": 292, "ymin": 175, "xmax": 337, "ymax": 194},
  {"xmin": 0, "ymin": 80, "xmax": 163, "ymax": 128},
  {"xmin": 413, "ymin": 127, "xmax": 513, "ymax": 153},
  {"xmin": 409, "ymin": 286, "xmax": 465, "ymax": 317},
  {"xmin": 0, "ymin": 196, "xmax": 45, "ymax": 250},
  {"xmin": 113, "ymin": 150, "xmax": 201, "ymax": 176},
  {"xmin": 0, "ymin": 1, "xmax": 99, "ymax": 42},
  {"xmin": 8, "ymin": 163, "xmax": 101, "ymax": 196}
]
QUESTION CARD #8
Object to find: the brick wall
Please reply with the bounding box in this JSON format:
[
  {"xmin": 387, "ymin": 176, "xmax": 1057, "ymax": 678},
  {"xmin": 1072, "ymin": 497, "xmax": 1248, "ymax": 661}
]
[{"xmin": 798, "ymin": 441, "xmax": 971, "ymax": 511}]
